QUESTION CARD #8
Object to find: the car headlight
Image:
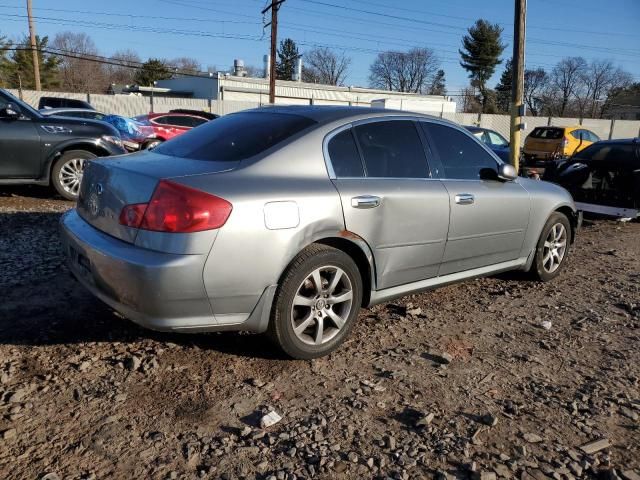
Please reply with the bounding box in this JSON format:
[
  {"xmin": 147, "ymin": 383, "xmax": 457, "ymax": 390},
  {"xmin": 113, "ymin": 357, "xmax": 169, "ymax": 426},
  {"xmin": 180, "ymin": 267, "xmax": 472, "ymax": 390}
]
[{"xmin": 101, "ymin": 135, "xmax": 123, "ymax": 148}]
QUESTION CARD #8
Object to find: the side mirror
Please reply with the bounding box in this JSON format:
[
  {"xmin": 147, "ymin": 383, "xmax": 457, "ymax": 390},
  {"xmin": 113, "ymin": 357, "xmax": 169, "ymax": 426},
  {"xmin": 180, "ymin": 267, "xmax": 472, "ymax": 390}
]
[
  {"xmin": 0, "ymin": 103, "xmax": 22, "ymax": 120},
  {"xmin": 497, "ymin": 163, "xmax": 518, "ymax": 181}
]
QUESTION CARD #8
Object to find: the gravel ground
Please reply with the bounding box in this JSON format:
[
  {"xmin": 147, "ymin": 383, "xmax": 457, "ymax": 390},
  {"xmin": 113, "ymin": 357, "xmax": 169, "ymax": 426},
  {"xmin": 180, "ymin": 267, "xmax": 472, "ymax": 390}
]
[{"xmin": 0, "ymin": 185, "xmax": 638, "ymax": 480}]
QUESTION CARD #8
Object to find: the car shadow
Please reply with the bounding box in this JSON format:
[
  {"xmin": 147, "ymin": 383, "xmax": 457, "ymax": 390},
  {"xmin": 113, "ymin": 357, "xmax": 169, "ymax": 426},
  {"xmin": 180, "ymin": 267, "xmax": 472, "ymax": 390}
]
[
  {"xmin": 0, "ymin": 210, "xmax": 288, "ymax": 360},
  {"xmin": 0, "ymin": 184, "xmax": 63, "ymax": 199}
]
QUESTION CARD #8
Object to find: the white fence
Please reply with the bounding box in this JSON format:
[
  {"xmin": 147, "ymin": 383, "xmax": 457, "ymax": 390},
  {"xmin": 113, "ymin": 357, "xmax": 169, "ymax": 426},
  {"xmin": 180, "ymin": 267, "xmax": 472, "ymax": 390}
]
[{"xmin": 8, "ymin": 88, "xmax": 640, "ymax": 140}]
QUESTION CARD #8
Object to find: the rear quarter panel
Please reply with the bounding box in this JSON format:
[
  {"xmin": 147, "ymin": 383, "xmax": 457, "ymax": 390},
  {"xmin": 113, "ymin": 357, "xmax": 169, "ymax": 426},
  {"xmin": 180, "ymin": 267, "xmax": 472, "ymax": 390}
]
[{"xmin": 175, "ymin": 126, "xmax": 347, "ymax": 323}]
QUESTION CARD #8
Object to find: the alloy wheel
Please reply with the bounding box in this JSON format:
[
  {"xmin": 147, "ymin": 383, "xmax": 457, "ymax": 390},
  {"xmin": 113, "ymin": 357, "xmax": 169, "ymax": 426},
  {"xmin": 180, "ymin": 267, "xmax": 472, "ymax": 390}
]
[
  {"xmin": 542, "ymin": 223, "xmax": 567, "ymax": 273},
  {"xmin": 58, "ymin": 158, "xmax": 85, "ymax": 196},
  {"xmin": 290, "ymin": 266, "xmax": 354, "ymax": 346}
]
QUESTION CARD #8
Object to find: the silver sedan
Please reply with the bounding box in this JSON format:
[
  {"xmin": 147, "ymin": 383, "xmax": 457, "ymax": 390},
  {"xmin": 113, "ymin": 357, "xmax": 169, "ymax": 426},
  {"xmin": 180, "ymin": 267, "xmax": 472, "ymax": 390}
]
[{"xmin": 60, "ymin": 106, "xmax": 580, "ymax": 359}]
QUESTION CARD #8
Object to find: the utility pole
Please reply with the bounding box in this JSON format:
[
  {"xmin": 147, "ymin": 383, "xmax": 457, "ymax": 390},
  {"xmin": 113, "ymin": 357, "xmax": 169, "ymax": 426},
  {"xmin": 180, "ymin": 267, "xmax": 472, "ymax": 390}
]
[
  {"xmin": 26, "ymin": 0, "xmax": 41, "ymax": 91},
  {"xmin": 262, "ymin": 0, "xmax": 285, "ymax": 104},
  {"xmin": 509, "ymin": 0, "xmax": 526, "ymax": 170}
]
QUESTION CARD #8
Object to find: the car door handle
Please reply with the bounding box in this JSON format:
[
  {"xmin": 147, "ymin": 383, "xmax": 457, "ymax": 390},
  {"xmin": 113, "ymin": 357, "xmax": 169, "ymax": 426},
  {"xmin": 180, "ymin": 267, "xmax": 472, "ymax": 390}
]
[
  {"xmin": 351, "ymin": 195, "xmax": 381, "ymax": 209},
  {"xmin": 454, "ymin": 193, "xmax": 475, "ymax": 205}
]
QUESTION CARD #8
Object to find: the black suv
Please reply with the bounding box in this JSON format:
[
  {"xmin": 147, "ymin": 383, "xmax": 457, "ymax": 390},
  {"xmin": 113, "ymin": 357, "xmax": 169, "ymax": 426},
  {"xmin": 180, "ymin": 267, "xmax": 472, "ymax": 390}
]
[{"xmin": 0, "ymin": 89, "xmax": 126, "ymax": 200}]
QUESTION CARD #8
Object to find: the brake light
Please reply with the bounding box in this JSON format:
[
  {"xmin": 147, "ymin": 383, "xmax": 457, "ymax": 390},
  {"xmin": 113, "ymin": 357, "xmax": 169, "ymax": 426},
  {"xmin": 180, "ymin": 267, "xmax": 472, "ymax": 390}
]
[{"xmin": 119, "ymin": 180, "xmax": 232, "ymax": 232}]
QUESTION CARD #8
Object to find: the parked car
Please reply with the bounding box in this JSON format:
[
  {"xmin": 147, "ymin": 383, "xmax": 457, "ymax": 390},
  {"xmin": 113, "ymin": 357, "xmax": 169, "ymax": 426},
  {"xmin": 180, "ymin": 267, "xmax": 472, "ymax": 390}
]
[
  {"xmin": 522, "ymin": 126, "xmax": 599, "ymax": 176},
  {"xmin": 543, "ymin": 139, "xmax": 640, "ymax": 219},
  {"xmin": 0, "ymin": 89, "xmax": 125, "ymax": 201},
  {"xmin": 60, "ymin": 106, "xmax": 580, "ymax": 359},
  {"xmin": 40, "ymin": 108, "xmax": 157, "ymax": 151},
  {"xmin": 464, "ymin": 126, "xmax": 511, "ymax": 163},
  {"xmin": 38, "ymin": 96, "xmax": 94, "ymax": 110},
  {"xmin": 133, "ymin": 111, "xmax": 214, "ymax": 148}
]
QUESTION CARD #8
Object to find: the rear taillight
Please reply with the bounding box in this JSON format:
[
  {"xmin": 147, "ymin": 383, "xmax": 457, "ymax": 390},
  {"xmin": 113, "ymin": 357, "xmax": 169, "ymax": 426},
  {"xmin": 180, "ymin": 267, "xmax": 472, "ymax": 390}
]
[{"xmin": 119, "ymin": 180, "xmax": 232, "ymax": 233}]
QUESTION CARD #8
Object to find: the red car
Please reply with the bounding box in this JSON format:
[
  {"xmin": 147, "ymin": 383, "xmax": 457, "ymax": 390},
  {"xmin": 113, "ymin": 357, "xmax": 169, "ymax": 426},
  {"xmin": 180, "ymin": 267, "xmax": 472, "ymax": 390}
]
[{"xmin": 134, "ymin": 110, "xmax": 217, "ymax": 148}]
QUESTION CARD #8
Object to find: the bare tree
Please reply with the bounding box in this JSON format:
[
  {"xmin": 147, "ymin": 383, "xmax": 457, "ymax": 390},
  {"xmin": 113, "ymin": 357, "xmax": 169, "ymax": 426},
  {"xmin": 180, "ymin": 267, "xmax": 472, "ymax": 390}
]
[
  {"xmin": 51, "ymin": 31, "xmax": 105, "ymax": 93},
  {"xmin": 460, "ymin": 85, "xmax": 482, "ymax": 113},
  {"xmin": 105, "ymin": 49, "xmax": 141, "ymax": 86},
  {"xmin": 369, "ymin": 48, "xmax": 440, "ymax": 93},
  {"xmin": 523, "ymin": 68, "xmax": 548, "ymax": 116},
  {"xmin": 301, "ymin": 47, "xmax": 351, "ymax": 85},
  {"xmin": 550, "ymin": 57, "xmax": 587, "ymax": 116},
  {"xmin": 577, "ymin": 60, "xmax": 633, "ymax": 118},
  {"xmin": 168, "ymin": 57, "xmax": 201, "ymax": 76}
]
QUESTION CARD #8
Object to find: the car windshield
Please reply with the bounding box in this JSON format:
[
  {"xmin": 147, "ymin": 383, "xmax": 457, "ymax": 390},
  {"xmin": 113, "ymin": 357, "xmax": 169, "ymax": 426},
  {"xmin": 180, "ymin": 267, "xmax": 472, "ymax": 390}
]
[
  {"xmin": 2, "ymin": 89, "xmax": 41, "ymax": 118},
  {"xmin": 155, "ymin": 111, "xmax": 317, "ymax": 162},
  {"xmin": 530, "ymin": 127, "xmax": 564, "ymax": 139}
]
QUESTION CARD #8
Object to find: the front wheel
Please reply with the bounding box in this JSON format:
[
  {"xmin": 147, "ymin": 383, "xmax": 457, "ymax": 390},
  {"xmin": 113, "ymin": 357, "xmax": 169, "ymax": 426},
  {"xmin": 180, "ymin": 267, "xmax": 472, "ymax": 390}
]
[
  {"xmin": 268, "ymin": 244, "xmax": 363, "ymax": 359},
  {"xmin": 531, "ymin": 212, "xmax": 571, "ymax": 282},
  {"xmin": 51, "ymin": 150, "xmax": 97, "ymax": 201}
]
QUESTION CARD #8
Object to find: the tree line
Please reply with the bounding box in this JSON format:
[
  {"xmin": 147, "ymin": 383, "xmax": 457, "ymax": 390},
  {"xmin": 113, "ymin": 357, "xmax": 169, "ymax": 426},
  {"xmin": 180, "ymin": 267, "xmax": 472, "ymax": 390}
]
[{"xmin": 1, "ymin": 25, "xmax": 635, "ymax": 119}]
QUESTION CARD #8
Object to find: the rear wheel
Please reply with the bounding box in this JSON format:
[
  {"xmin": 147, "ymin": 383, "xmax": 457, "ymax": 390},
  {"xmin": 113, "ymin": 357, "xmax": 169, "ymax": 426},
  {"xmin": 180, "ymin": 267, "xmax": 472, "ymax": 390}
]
[
  {"xmin": 268, "ymin": 244, "xmax": 363, "ymax": 359},
  {"xmin": 144, "ymin": 139, "xmax": 163, "ymax": 150},
  {"xmin": 531, "ymin": 212, "xmax": 571, "ymax": 281},
  {"xmin": 51, "ymin": 150, "xmax": 96, "ymax": 201}
]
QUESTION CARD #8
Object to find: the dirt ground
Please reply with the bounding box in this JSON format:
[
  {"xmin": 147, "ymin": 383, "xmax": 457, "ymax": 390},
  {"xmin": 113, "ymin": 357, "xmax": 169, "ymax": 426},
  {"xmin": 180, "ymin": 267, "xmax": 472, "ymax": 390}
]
[{"xmin": 0, "ymin": 185, "xmax": 638, "ymax": 480}]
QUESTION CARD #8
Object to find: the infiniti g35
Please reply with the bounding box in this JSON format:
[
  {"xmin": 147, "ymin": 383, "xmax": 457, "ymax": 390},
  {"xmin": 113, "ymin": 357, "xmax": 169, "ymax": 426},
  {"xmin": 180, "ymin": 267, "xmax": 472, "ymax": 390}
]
[{"xmin": 60, "ymin": 106, "xmax": 580, "ymax": 359}]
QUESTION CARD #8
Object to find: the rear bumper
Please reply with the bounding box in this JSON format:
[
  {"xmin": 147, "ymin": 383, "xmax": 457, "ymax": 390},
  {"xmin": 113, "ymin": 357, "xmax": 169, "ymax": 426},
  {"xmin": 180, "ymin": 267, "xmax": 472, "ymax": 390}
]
[{"xmin": 60, "ymin": 209, "xmax": 219, "ymax": 331}]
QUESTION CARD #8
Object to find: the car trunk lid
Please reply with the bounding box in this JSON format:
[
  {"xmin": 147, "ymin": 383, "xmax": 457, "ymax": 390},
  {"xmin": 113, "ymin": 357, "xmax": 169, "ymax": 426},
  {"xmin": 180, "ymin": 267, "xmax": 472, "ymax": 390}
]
[{"xmin": 76, "ymin": 151, "xmax": 237, "ymax": 243}]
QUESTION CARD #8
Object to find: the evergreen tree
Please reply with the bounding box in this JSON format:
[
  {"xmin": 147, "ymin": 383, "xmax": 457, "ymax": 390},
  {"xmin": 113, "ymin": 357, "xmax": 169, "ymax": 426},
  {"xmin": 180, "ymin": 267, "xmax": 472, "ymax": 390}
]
[
  {"xmin": 276, "ymin": 38, "xmax": 299, "ymax": 80},
  {"xmin": 429, "ymin": 69, "xmax": 447, "ymax": 95},
  {"xmin": 7, "ymin": 35, "xmax": 60, "ymax": 90},
  {"xmin": 134, "ymin": 58, "xmax": 171, "ymax": 86},
  {"xmin": 0, "ymin": 33, "xmax": 12, "ymax": 87},
  {"xmin": 459, "ymin": 19, "xmax": 505, "ymax": 112},
  {"xmin": 495, "ymin": 59, "xmax": 513, "ymax": 113}
]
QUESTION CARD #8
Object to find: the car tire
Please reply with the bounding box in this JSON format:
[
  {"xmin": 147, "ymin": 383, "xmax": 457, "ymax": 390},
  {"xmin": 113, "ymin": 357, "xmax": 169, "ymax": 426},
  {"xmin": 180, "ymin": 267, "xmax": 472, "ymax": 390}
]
[
  {"xmin": 268, "ymin": 244, "xmax": 363, "ymax": 359},
  {"xmin": 144, "ymin": 139, "xmax": 163, "ymax": 150},
  {"xmin": 51, "ymin": 150, "xmax": 97, "ymax": 201},
  {"xmin": 531, "ymin": 212, "xmax": 571, "ymax": 282}
]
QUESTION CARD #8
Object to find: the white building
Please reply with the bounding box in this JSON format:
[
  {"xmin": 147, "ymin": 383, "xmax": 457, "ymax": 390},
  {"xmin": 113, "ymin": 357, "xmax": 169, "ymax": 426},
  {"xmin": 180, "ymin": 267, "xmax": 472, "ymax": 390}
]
[{"xmin": 156, "ymin": 73, "xmax": 456, "ymax": 113}]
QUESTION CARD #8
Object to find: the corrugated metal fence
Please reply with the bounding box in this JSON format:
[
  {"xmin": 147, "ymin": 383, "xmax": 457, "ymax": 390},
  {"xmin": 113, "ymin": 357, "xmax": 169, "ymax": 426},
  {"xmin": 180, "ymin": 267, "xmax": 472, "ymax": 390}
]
[{"xmin": 8, "ymin": 88, "xmax": 640, "ymax": 139}]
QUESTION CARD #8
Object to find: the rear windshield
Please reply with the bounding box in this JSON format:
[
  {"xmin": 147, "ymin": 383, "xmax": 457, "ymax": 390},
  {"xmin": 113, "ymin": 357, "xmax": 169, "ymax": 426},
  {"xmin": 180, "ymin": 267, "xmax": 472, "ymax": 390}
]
[
  {"xmin": 154, "ymin": 111, "xmax": 317, "ymax": 161},
  {"xmin": 530, "ymin": 127, "xmax": 564, "ymax": 139}
]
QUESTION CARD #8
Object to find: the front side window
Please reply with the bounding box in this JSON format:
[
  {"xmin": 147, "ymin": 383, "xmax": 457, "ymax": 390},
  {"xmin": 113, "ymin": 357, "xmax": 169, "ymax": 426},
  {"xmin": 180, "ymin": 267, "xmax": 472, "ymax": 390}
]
[
  {"xmin": 327, "ymin": 129, "xmax": 364, "ymax": 177},
  {"xmin": 421, "ymin": 122, "xmax": 498, "ymax": 180},
  {"xmin": 165, "ymin": 116, "xmax": 194, "ymax": 127},
  {"xmin": 353, "ymin": 120, "xmax": 429, "ymax": 178},
  {"xmin": 155, "ymin": 111, "xmax": 316, "ymax": 162}
]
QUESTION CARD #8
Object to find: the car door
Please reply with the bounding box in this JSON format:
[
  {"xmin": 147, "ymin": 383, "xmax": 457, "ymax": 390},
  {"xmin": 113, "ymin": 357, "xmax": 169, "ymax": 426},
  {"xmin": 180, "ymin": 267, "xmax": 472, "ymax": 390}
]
[
  {"xmin": 326, "ymin": 118, "xmax": 450, "ymax": 290},
  {"xmin": 420, "ymin": 121, "xmax": 530, "ymax": 275},
  {"xmin": 0, "ymin": 95, "xmax": 42, "ymax": 179}
]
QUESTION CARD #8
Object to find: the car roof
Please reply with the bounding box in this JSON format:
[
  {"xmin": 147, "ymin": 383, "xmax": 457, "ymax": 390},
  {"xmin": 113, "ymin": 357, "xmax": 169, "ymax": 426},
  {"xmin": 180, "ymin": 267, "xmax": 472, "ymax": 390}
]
[
  {"xmin": 40, "ymin": 108, "xmax": 99, "ymax": 114},
  {"xmin": 148, "ymin": 112, "xmax": 207, "ymax": 118},
  {"xmin": 239, "ymin": 105, "xmax": 442, "ymax": 125},
  {"xmin": 580, "ymin": 138, "xmax": 639, "ymax": 146}
]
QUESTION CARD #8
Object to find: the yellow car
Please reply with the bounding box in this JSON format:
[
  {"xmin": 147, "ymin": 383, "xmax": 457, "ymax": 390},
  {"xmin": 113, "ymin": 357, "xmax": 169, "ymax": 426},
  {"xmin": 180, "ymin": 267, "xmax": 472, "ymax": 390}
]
[{"xmin": 523, "ymin": 126, "xmax": 600, "ymax": 163}]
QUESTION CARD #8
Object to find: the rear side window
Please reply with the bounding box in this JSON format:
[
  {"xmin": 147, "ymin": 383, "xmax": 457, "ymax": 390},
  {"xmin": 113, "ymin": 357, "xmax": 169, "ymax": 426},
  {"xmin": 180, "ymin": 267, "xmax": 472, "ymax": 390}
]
[
  {"xmin": 155, "ymin": 112, "xmax": 316, "ymax": 162},
  {"xmin": 327, "ymin": 129, "xmax": 364, "ymax": 177},
  {"xmin": 152, "ymin": 116, "xmax": 170, "ymax": 125},
  {"xmin": 421, "ymin": 123, "xmax": 498, "ymax": 180},
  {"xmin": 353, "ymin": 120, "xmax": 429, "ymax": 178},
  {"xmin": 530, "ymin": 127, "xmax": 564, "ymax": 139},
  {"xmin": 191, "ymin": 117, "xmax": 208, "ymax": 127}
]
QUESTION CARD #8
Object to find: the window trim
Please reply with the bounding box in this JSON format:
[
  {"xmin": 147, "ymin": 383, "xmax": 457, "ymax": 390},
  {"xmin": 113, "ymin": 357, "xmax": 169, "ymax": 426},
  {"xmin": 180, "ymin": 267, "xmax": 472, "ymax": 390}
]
[{"xmin": 323, "ymin": 115, "xmax": 436, "ymax": 180}]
